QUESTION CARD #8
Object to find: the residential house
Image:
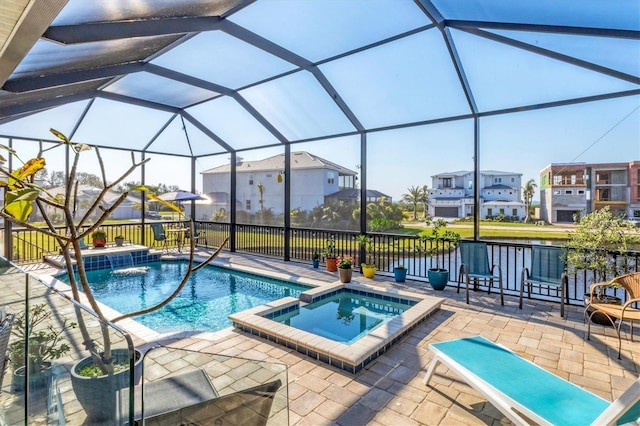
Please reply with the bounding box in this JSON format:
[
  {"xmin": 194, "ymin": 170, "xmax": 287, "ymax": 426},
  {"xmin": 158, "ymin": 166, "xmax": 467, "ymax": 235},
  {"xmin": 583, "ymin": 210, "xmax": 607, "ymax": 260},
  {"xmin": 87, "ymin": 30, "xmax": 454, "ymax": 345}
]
[
  {"xmin": 539, "ymin": 161, "xmax": 640, "ymax": 223},
  {"xmin": 201, "ymin": 152, "xmax": 382, "ymax": 218},
  {"xmin": 45, "ymin": 185, "xmax": 143, "ymax": 221},
  {"xmin": 428, "ymin": 170, "xmax": 525, "ymax": 220}
]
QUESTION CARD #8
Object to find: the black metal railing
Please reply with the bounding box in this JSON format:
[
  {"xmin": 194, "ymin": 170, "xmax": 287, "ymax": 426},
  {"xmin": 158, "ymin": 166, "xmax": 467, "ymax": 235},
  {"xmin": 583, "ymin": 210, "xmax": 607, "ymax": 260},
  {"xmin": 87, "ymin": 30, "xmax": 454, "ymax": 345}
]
[{"xmin": 9, "ymin": 221, "xmax": 640, "ymax": 306}]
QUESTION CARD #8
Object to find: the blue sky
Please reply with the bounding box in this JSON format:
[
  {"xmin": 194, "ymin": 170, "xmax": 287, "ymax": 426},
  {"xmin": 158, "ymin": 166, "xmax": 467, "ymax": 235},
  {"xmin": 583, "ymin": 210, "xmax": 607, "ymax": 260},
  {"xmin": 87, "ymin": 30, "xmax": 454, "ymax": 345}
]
[{"xmin": 0, "ymin": 0, "xmax": 638, "ymax": 203}]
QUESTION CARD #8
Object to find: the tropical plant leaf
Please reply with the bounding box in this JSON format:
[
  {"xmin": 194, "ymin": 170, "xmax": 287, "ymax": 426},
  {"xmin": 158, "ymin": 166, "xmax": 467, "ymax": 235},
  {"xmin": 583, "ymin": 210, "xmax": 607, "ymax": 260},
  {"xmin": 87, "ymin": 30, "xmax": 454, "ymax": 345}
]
[
  {"xmin": 132, "ymin": 185, "xmax": 148, "ymax": 192},
  {"xmin": 14, "ymin": 157, "xmax": 46, "ymax": 181},
  {"xmin": 4, "ymin": 188, "xmax": 39, "ymax": 221},
  {"xmin": 147, "ymin": 194, "xmax": 183, "ymax": 215},
  {"xmin": 49, "ymin": 128, "xmax": 70, "ymax": 143},
  {"xmin": 0, "ymin": 144, "xmax": 18, "ymax": 160},
  {"xmin": 72, "ymin": 144, "xmax": 92, "ymax": 153}
]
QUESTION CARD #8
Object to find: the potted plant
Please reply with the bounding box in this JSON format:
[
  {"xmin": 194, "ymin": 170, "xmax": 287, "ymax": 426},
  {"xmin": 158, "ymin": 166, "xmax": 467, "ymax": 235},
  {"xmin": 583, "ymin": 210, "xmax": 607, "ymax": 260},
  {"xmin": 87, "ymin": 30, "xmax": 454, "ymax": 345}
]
[
  {"xmin": 323, "ymin": 238, "xmax": 337, "ymax": 272},
  {"xmin": 357, "ymin": 235, "xmax": 376, "ymax": 279},
  {"xmin": 312, "ymin": 251, "xmax": 320, "ymax": 269},
  {"xmin": 91, "ymin": 229, "xmax": 107, "ymax": 248},
  {"xmin": 0, "ymin": 129, "xmax": 227, "ymax": 423},
  {"xmin": 394, "ymin": 264, "xmax": 407, "ymax": 283},
  {"xmin": 421, "ymin": 218, "xmax": 461, "ymax": 290},
  {"xmin": 336, "ymin": 255, "xmax": 355, "ymax": 283},
  {"xmin": 114, "ymin": 235, "xmax": 125, "ymax": 247},
  {"xmin": 564, "ymin": 207, "xmax": 639, "ymax": 324},
  {"xmin": 9, "ymin": 303, "xmax": 76, "ymax": 393}
]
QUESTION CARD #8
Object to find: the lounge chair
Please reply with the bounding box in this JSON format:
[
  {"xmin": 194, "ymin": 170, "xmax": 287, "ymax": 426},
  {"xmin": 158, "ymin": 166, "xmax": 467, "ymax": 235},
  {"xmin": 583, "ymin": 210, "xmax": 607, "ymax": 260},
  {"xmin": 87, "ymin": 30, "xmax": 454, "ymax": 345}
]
[
  {"xmin": 457, "ymin": 241, "xmax": 504, "ymax": 305},
  {"xmin": 149, "ymin": 223, "xmax": 172, "ymax": 251},
  {"xmin": 586, "ymin": 272, "xmax": 640, "ymax": 359},
  {"xmin": 182, "ymin": 221, "xmax": 206, "ymax": 246},
  {"xmin": 131, "ymin": 369, "xmax": 219, "ymax": 422},
  {"xmin": 519, "ymin": 245, "xmax": 569, "ymax": 317},
  {"xmin": 424, "ymin": 336, "xmax": 640, "ymax": 425},
  {"xmin": 139, "ymin": 377, "xmax": 282, "ymax": 426}
]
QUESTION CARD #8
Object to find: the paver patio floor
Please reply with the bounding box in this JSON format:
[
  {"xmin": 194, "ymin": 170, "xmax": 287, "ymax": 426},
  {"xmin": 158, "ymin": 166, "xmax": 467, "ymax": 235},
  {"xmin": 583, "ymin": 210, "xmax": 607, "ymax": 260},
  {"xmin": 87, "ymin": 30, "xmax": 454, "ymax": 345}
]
[{"xmin": 23, "ymin": 250, "xmax": 640, "ymax": 425}]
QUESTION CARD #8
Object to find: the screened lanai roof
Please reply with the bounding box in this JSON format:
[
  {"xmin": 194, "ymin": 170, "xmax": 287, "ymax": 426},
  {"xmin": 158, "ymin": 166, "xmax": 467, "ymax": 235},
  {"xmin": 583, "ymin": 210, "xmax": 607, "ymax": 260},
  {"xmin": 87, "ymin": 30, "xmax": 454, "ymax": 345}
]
[{"xmin": 0, "ymin": 0, "xmax": 638, "ymax": 158}]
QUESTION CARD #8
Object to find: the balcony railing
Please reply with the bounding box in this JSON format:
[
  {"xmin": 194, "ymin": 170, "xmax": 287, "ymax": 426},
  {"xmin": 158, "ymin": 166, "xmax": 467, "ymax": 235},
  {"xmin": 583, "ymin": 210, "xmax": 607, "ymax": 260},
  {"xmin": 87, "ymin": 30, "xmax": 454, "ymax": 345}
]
[{"xmin": 8, "ymin": 221, "xmax": 640, "ymax": 306}]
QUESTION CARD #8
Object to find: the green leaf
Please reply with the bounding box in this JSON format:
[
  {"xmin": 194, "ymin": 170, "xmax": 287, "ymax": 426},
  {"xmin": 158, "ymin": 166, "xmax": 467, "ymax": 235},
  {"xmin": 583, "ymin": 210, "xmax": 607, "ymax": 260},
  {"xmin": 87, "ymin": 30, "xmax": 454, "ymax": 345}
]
[
  {"xmin": 4, "ymin": 188, "xmax": 38, "ymax": 221},
  {"xmin": 49, "ymin": 128, "xmax": 70, "ymax": 143}
]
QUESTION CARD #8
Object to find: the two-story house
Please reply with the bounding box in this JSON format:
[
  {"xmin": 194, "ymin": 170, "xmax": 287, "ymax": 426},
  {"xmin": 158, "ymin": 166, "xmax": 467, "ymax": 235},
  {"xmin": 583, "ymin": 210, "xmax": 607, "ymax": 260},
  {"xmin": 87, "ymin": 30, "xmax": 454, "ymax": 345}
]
[
  {"xmin": 200, "ymin": 151, "xmax": 360, "ymax": 217},
  {"xmin": 428, "ymin": 170, "xmax": 525, "ymax": 220},
  {"xmin": 539, "ymin": 161, "xmax": 640, "ymax": 223}
]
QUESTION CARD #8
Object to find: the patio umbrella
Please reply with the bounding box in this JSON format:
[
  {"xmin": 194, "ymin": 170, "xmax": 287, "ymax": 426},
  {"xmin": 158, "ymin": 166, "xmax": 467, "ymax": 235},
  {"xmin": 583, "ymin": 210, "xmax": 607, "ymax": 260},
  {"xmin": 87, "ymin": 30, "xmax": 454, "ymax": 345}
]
[{"xmin": 157, "ymin": 190, "xmax": 203, "ymax": 202}]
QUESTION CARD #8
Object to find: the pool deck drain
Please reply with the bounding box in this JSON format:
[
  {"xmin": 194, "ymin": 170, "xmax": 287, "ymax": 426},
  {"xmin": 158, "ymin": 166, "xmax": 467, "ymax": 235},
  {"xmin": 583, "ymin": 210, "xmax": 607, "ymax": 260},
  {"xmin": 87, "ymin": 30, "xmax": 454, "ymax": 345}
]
[{"xmin": 230, "ymin": 281, "xmax": 444, "ymax": 374}]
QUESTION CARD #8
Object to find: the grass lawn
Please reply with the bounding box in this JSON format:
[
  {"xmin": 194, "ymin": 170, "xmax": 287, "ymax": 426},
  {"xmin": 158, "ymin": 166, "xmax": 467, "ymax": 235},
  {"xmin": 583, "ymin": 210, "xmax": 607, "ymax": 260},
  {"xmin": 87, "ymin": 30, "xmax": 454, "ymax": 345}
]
[{"xmin": 400, "ymin": 221, "xmax": 571, "ymax": 241}]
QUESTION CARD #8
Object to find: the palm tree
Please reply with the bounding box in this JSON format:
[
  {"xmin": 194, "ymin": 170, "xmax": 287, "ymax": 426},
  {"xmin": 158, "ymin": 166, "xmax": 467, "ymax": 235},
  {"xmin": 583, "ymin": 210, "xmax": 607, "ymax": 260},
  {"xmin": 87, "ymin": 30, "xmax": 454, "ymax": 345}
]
[
  {"xmin": 402, "ymin": 185, "xmax": 422, "ymax": 220},
  {"xmin": 421, "ymin": 185, "xmax": 430, "ymax": 219},
  {"xmin": 522, "ymin": 178, "xmax": 537, "ymax": 223},
  {"xmin": 257, "ymin": 182, "xmax": 265, "ymax": 223}
]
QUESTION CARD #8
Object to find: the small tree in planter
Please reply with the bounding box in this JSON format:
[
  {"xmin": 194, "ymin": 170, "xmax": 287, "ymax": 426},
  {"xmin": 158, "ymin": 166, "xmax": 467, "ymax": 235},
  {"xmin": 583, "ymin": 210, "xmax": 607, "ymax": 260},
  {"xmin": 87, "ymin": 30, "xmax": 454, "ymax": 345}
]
[
  {"xmin": 9, "ymin": 303, "xmax": 76, "ymax": 392},
  {"xmin": 564, "ymin": 206, "xmax": 639, "ymax": 302},
  {"xmin": 357, "ymin": 235, "xmax": 376, "ymax": 278},
  {"xmin": 0, "ymin": 129, "xmax": 228, "ymax": 421},
  {"xmin": 419, "ymin": 219, "xmax": 460, "ymax": 290}
]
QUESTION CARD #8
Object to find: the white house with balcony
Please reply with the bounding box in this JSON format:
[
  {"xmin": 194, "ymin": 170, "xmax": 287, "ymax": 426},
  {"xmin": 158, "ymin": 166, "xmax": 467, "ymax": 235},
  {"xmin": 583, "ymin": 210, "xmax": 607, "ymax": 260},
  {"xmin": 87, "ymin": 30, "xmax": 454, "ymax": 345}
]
[
  {"xmin": 428, "ymin": 170, "xmax": 526, "ymax": 220},
  {"xmin": 200, "ymin": 151, "xmax": 362, "ymax": 218}
]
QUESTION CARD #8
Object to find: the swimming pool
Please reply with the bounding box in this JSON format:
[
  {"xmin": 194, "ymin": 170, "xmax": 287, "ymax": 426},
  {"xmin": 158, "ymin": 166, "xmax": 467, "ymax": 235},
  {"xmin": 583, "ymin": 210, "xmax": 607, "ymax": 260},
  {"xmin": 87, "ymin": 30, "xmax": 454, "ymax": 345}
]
[
  {"xmin": 230, "ymin": 282, "xmax": 443, "ymax": 373},
  {"xmin": 58, "ymin": 261, "xmax": 311, "ymax": 333},
  {"xmin": 270, "ymin": 290, "xmax": 410, "ymax": 344}
]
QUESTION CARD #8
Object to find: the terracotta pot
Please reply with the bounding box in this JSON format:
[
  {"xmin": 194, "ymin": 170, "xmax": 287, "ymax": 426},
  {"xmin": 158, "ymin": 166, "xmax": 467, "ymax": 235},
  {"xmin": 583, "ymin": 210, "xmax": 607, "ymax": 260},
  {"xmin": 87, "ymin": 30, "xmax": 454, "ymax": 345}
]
[
  {"xmin": 339, "ymin": 268, "xmax": 352, "ymax": 283},
  {"xmin": 93, "ymin": 238, "xmax": 106, "ymax": 248},
  {"xmin": 326, "ymin": 258, "xmax": 337, "ymax": 272}
]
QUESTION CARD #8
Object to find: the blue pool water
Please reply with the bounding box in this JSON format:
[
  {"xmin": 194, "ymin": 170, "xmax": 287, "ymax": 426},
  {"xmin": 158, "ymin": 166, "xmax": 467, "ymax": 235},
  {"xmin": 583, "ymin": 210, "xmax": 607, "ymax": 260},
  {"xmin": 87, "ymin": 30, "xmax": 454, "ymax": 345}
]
[
  {"xmin": 271, "ymin": 290, "xmax": 410, "ymax": 344},
  {"xmin": 59, "ymin": 261, "xmax": 310, "ymax": 333}
]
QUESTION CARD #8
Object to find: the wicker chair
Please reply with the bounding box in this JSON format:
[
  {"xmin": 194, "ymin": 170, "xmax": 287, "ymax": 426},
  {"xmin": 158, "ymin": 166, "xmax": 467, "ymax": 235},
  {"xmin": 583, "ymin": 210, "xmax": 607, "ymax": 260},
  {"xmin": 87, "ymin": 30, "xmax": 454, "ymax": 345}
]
[
  {"xmin": 0, "ymin": 314, "xmax": 15, "ymax": 393},
  {"xmin": 585, "ymin": 272, "xmax": 640, "ymax": 359}
]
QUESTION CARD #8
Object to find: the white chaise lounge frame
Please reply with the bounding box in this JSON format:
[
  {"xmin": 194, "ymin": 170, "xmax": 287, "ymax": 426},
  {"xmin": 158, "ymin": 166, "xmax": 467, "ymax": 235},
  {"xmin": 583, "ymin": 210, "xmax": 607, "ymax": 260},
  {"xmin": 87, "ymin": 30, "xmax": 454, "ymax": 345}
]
[{"xmin": 423, "ymin": 336, "xmax": 640, "ymax": 426}]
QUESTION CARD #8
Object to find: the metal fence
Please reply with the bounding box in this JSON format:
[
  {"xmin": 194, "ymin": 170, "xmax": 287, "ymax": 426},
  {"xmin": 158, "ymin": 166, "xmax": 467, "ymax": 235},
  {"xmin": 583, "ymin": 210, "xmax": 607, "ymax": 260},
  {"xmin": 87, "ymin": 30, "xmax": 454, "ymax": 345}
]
[{"xmin": 8, "ymin": 221, "xmax": 640, "ymax": 306}]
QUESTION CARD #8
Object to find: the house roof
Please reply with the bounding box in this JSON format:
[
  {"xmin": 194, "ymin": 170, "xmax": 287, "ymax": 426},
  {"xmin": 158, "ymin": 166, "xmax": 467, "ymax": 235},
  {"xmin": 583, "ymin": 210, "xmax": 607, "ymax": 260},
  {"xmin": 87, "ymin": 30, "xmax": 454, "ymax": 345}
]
[
  {"xmin": 201, "ymin": 151, "xmax": 357, "ymax": 176},
  {"xmin": 47, "ymin": 185, "xmax": 142, "ymax": 205},
  {"xmin": 327, "ymin": 188, "xmax": 391, "ymax": 200},
  {"xmin": 432, "ymin": 170, "xmax": 523, "ymax": 178}
]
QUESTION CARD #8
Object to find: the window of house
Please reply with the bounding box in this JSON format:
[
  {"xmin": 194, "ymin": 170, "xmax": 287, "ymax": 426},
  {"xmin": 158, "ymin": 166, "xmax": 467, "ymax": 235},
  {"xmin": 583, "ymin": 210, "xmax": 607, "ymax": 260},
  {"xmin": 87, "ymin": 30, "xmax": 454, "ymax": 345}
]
[
  {"xmin": 327, "ymin": 171, "xmax": 336, "ymax": 184},
  {"xmin": 512, "ymin": 209, "xmax": 517, "ymax": 216},
  {"xmin": 266, "ymin": 173, "xmax": 272, "ymax": 178},
  {"xmin": 578, "ymin": 190, "xmax": 585, "ymax": 195},
  {"xmin": 245, "ymin": 200, "xmax": 251, "ymax": 210},
  {"xmin": 553, "ymin": 190, "xmax": 561, "ymax": 195},
  {"xmin": 565, "ymin": 190, "xmax": 572, "ymax": 195},
  {"xmin": 499, "ymin": 208, "xmax": 505, "ymax": 214},
  {"xmin": 494, "ymin": 177, "xmax": 502, "ymax": 183},
  {"xmin": 443, "ymin": 177, "xmax": 452, "ymax": 188},
  {"xmin": 553, "ymin": 175, "xmax": 562, "ymax": 185},
  {"xmin": 487, "ymin": 208, "xmax": 493, "ymax": 216},
  {"xmin": 249, "ymin": 176, "xmax": 254, "ymax": 185},
  {"xmin": 571, "ymin": 175, "xmax": 576, "ymax": 184},
  {"xmin": 511, "ymin": 177, "xmax": 515, "ymax": 182},
  {"xmin": 468, "ymin": 180, "xmax": 473, "ymax": 189}
]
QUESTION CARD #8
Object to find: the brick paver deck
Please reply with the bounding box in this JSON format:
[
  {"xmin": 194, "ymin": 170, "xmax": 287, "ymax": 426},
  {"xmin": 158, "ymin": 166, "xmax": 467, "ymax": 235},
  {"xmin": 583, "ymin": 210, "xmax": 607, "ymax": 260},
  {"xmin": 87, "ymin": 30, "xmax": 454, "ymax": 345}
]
[{"xmin": 21, "ymin": 250, "xmax": 640, "ymax": 425}]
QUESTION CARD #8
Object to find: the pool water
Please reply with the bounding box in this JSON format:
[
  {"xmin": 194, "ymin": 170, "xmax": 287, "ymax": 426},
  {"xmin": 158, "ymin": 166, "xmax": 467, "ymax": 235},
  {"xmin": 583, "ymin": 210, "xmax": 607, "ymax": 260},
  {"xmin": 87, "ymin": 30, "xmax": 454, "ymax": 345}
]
[
  {"xmin": 271, "ymin": 291, "xmax": 409, "ymax": 344},
  {"xmin": 59, "ymin": 261, "xmax": 310, "ymax": 333}
]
